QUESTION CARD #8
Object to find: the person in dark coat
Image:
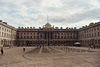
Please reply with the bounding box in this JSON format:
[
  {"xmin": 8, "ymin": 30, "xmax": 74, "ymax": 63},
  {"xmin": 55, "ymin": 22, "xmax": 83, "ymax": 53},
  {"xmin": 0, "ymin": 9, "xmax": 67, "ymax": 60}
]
[
  {"xmin": 93, "ymin": 45, "xmax": 95, "ymax": 49},
  {"xmin": 1, "ymin": 47, "xmax": 3, "ymax": 55},
  {"xmin": 23, "ymin": 46, "xmax": 25, "ymax": 52}
]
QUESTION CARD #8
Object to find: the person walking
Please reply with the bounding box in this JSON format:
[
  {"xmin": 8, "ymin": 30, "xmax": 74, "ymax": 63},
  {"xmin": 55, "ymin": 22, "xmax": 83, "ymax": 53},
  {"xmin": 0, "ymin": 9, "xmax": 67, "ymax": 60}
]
[
  {"xmin": 23, "ymin": 46, "xmax": 25, "ymax": 52},
  {"xmin": 1, "ymin": 47, "xmax": 3, "ymax": 55},
  {"xmin": 93, "ymin": 45, "xmax": 95, "ymax": 49}
]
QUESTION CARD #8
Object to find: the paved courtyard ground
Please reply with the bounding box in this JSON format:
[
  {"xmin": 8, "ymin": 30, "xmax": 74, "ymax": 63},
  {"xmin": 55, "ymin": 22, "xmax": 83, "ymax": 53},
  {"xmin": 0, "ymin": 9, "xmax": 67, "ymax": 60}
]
[{"xmin": 0, "ymin": 46, "xmax": 100, "ymax": 67}]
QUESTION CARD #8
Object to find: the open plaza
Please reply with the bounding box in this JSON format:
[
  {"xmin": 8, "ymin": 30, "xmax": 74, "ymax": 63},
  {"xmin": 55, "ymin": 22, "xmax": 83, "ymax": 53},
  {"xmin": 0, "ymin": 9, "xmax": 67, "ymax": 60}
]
[{"xmin": 0, "ymin": 46, "xmax": 100, "ymax": 67}]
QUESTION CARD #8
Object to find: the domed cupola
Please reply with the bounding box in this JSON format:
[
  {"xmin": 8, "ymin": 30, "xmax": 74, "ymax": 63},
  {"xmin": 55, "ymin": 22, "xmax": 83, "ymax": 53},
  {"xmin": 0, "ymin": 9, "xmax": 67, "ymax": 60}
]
[{"xmin": 45, "ymin": 22, "xmax": 51, "ymax": 28}]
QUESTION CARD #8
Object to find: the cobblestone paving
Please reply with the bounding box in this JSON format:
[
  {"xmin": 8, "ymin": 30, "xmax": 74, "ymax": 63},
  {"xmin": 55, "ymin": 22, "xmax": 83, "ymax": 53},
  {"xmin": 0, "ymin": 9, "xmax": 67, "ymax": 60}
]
[{"xmin": 0, "ymin": 46, "xmax": 100, "ymax": 67}]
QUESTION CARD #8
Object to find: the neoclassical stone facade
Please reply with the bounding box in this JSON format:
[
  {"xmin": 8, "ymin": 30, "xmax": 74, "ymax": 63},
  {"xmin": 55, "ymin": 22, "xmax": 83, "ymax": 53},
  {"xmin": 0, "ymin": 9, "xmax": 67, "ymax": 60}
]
[
  {"xmin": 0, "ymin": 20, "xmax": 17, "ymax": 47},
  {"xmin": 79, "ymin": 22, "xmax": 100, "ymax": 47},
  {"xmin": 16, "ymin": 23, "xmax": 78, "ymax": 46},
  {"xmin": 0, "ymin": 20, "xmax": 100, "ymax": 47}
]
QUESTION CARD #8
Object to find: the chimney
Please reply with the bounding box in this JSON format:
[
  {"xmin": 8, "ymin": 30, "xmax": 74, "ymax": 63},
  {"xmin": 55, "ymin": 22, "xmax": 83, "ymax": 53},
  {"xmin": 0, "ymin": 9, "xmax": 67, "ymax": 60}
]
[{"xmin": 0, "ymin": 20, "xmax": 2, "ymax": 22}]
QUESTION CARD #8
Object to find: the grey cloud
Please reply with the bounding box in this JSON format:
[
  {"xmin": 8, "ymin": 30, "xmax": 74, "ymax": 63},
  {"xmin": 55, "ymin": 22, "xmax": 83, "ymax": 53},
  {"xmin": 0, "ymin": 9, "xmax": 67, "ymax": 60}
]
[
  {"xmin": 49, "ymin": 8, "xmax": 100, "ymax": 24},
  {"xmin": 44, "ymin": 0, "xmax": 94, "ymax": 16},
  {"xmin": 0, "ymin": 1, "xmax": 19, "ymax": 9},
  {"xmin": 62, "ymin": 0, "xmax": 93, "ymax": 10},
  {"xmin": 45, "ymin": 7, "xmax": 64, "ymax": 13},
  {"xmin": 71, "ymin": 8, "xmax": 100, "ymax": 21},
  {"xmin": 23, "ymin": 0, "xmax": 42, "ymax": 7},
  {"xmin": 98, "ymin": 0, "xmax": 100, "ymax": 2},
  {"xmin": 49, "ymin": 16, "xmax": 66, "ymax": 22}
]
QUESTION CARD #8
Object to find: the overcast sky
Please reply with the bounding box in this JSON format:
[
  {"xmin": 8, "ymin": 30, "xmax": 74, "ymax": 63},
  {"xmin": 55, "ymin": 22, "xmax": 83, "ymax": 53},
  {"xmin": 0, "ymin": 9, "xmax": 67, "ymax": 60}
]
[{"xmin": 0, "ymin": 0, "xmax": 100, "ymax": 28}]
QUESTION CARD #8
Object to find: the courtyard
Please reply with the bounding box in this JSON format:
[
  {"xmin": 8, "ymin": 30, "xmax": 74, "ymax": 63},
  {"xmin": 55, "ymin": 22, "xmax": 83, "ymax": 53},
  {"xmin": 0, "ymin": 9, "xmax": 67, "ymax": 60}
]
[{"xmin": 0, "ymin": 46, "xmax": 100, "ymax": 67}]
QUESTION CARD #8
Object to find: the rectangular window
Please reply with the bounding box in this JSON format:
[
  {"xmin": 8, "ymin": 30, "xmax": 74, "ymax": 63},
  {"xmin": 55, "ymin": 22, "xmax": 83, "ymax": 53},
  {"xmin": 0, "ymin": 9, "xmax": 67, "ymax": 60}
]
[
  {"xmin": 27, "ymin": 36, "xmax": 29, "ymax": 39},
  {"xmin": 34, "ymin": 36, "xmax": 35, "ymax": 39},
  {"xmin": 97, "ymin": 28, "xmax": 99, "ymax": 30},
  {"xmin": 21, "ymin": 36, "xmax": 22, "ymax": 39},
  {"xmin": 2, "ymin": 32, "xmax": 3, "ymax": 36},
  {"xmin": 27, "ymin": 33, "xmax": 29, "ymax": 35},
  {"xmin": 24, "ymin": 36, "xmax": 26, "ymax": 39},
  {"xmin": 30, "ymin": 36, "xmax": 32, "ymax": 39},
  {"xmin": 2, "ymin": 28, "xmax": 4, "ymax": 30}
]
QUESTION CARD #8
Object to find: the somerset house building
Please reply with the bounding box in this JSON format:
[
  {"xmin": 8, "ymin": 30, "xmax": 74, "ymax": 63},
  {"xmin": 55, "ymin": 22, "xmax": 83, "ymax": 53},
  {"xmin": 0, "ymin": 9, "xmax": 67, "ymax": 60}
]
[
  {"xmin": 0, "ymin": 20, "xmax": 100, "ymax": 47},
  {"xmin": 17, "ymin": 22, "xmax": 78, "ymax": 46}
]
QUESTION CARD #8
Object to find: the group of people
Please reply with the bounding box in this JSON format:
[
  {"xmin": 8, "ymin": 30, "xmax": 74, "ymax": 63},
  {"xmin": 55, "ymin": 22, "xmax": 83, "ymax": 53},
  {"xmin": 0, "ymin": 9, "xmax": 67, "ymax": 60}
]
[{"xmin": 0, "ymin": 46, "xmax": 25, "ymax": 55}]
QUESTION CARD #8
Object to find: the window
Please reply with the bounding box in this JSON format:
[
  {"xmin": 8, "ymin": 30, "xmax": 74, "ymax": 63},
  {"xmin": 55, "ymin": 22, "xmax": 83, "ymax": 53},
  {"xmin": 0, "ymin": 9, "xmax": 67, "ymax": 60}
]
[
  {"xmin": 40, "ymin": 35, "xmax": 42, "ymax": 39},
  {"xmin": 97, "ymin": 28, "xmax": 99, "ymax": 30},
  {"xmin": 87, "ymin": 30, "xmax": 88, "ymax": 33},
  {"xmin": 27, "ymin": 33, "xmax": 29, "ymax": 35},
  {"xmin": 92, "ymin": 33, "xmax": 93, "ymax": 37},
  {"xmin": 92, "ymin": 29, "xmax": 93, "ymax": 31},
  {"xmin": 55, "ymin": 35, "xmax": 57, "ymax": 39},
  {"xmin": 17, "ymin": 33, "xmax": 19, "ymax": 35},
  {"xmin": 34, "ymin": 36, "xmax": 35, "ymax": 39},
  {"xmin": 64, "ymin": 36, "xmax": 66, "ymax": 39},
  {"xmin": 27, "ymin": 36, "xmax": 29, "ymax": 39},
  {"xmin": 61, "ymin": 36, "xmax": 63, "ymax": 39},
  {"xmin": 67, "ymin": 36, "xmax": 69, "ymax": 39},
  {"xmin": 21, "ymin": 36, "xmax": 22, "ymax": 39},
  {"xmin": 94, "ymin": 28, "xmax": 96, "ymax": 31},
  {"xmin": 30, "ymin": 36, "xmax": 32, "ymax": 39},
  {"xmin": 98, "ymin": 32, "xmax": 100, "ymax": 36},
  {"xmin": 94, "ymin": 33, "xmax": 96, "ymax": 37},
  {"xmin": 2, "ymin": 32, "xmax": 3, "ymax": 36},
  {"xmin": 70, "ymin": 36, "xmax": 72, "ymax": 38},
  {"xmin": 58, "ymin": 36, "xmax": 60, "ymax": 39},
  {"xmin": 61, "ymin": 33, "xmax": 63, "ymax": 35},
  {"xmin": 17, "ymin": 36, "xmax": 19, "ymax": 39},
  {"xmin": 73, "ymin": 36, "xmax": 75, "ymax": 38}
]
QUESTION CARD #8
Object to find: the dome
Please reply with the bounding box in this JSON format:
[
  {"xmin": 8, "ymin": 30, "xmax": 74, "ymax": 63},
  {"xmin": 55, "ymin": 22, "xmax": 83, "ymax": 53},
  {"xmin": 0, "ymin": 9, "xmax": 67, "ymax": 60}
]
[
  {"xmin": 44, "ymin": 22, "xmax": 52, "ymax": 28},
  {"xmin": 45, "ymin": 22, "xmax": 51, "ymax": 26}
]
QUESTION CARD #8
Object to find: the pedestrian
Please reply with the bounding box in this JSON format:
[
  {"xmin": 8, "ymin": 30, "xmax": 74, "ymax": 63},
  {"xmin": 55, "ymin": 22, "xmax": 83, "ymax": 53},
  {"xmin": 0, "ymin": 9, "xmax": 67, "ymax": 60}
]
[
  {"xmin": 23, "ymin": 46, "xmax": 25, "ymax": 52},
  {"xmin": 93, "ymin": 45, "xmax": 95, "ymax": 49},
  {"xmin": 1, "ymin": 47, "xmax": 3, "ymax": 55}
]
